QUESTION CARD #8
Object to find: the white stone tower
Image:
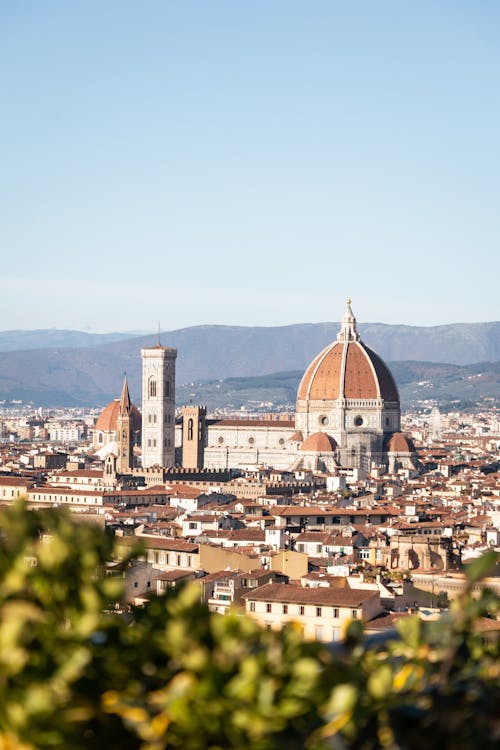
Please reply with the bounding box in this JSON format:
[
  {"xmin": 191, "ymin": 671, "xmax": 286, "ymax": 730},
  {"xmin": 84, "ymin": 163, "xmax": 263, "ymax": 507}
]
[
  {"xmin": 430, "ymin": 406, "xmax": 442, "ymax": 442},
  {"xmin": 141, "ymin": 344, "xmax": 177, "ymax": 467}
]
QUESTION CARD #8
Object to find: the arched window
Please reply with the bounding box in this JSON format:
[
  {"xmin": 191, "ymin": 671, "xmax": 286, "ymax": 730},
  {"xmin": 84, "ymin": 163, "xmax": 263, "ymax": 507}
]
[
  {"xmin": 149, "ymin": 379, "xmax": 157, "ymax": 398},
  {"xmin": 187, "ymin": 418, "xmax": 194, "ymax": 441},
  {"xmin": 165, "ymin": 380, "xmax": 170, "ymax": 398}
]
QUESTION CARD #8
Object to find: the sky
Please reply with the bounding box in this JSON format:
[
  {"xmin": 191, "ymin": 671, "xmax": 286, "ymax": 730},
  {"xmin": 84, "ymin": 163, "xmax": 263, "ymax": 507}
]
[{"xmin": 1, "ymin": 1, "xmax": 499, "ymax": 332}]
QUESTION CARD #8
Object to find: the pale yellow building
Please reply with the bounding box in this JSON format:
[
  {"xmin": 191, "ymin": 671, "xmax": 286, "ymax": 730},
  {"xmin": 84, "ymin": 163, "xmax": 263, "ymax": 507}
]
[{"xmin": 243, "ymin": 583, "xmax": 382, "ymax": 642}]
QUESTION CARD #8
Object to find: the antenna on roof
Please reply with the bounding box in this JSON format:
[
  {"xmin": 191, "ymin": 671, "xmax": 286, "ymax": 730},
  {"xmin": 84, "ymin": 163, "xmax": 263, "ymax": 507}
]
[{"xmin": 158, "ymin": 321, "xmax": 161, "ymax": 346}]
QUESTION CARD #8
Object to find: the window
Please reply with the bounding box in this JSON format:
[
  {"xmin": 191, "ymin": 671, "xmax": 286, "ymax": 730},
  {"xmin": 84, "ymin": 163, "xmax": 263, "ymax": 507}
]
[
  {"xmin": 266, "ymin": 602, "xmax": 272, "ymax": 613},
  {"xmin": 177, "ymin": 555, "xmax": 181, "ymax": 566},
  {"xmin": 351, "ymin": 609, "xmax": 358, "ymax": 619},
  {"xmin": 165, "ymin": 380, "xmax": 170, "ymax": 397},
  {"xmin": 354, "ymin": 415, "xmax": 364, "ymax": 427},
  {"xmin": 316, "ymin": 607, "xmax": 322, "ymax": 618},
  {"xmin": 189, "ymin": 522, "xmax": 197, "ymax": 529},
  {"xmin": 249, "ymin": 601, "xmax": 256, "ymax": 612},
  {"xmin": 248, "ymin": 437, "xmax": 255, "ymax": 445},
  {"xmin": 187, "ymin": 419, "xmax": 194, "ymax": 441},
  {"xmin": 333, "ymin": 608, "xmax": 339, "ymax": 618},
  {"xmin": 149, "ymin": 379, "xmax": 157, "ymax": 398},
  {"xmin": 282, "ymin": 604, "xmax": 288, "ymax": 614},
  {"xmin": 299, "ymin": 605, "xmax": 305, "ymax": 616}
]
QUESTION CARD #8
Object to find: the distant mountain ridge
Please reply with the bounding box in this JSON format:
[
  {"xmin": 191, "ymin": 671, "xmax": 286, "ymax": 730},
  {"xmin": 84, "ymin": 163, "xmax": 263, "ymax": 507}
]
[
  {"xmin": 0, "ymin": 321, "xmax": 498, "ymax": 407},
  {"xmin": 0, "ymin": 330, "xmax": 142, "ymax": 352}
]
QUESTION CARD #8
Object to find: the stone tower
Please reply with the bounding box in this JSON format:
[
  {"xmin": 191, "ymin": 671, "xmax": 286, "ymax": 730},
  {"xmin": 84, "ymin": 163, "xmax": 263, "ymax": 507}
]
[
  {"xmin": 116, "ymin": 374, "xmax": 133, "ymax": 473},
  {"xmin": 182, "ymin": 405, "xmax": 206, "ymax": 468},
  {"xmin": 141, "ymin": 345, "xmax": 177, "ymax": 468}
]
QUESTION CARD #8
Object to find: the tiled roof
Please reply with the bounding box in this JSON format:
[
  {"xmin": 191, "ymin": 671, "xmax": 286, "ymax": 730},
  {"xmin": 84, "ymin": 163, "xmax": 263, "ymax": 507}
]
[
  {"xmin": 297, "ymin": 339, "xmax": 399, "ymax": 404},
  {"xmin": 243, "ymin": 583, "xmax": 377, "ymax": 607}
]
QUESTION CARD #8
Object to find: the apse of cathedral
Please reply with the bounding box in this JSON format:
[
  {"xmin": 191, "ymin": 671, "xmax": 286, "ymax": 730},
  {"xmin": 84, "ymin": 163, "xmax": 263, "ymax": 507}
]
[{"xmin": 96, "ymin": 300, "xmax": 417, "ymax": 476}]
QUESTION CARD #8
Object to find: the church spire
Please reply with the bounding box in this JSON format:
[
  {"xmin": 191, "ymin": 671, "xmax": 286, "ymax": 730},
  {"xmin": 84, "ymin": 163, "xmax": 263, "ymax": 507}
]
[
  {"xmin": 337, "ymin": 297, "xmax": 359, "ymax": 342},
  {"xmin": 119, "ymin": 372, "xmax": 131, "ymax": 414}
]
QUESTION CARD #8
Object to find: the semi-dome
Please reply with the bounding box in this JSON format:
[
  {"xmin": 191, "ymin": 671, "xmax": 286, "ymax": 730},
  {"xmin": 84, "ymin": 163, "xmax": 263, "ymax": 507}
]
[
  {"xmin": 384, "ymin": 432, "xmax": 415, "ymax": 453},
  {"xmin": 95, "ymin": 399, "xmax": 142, "ymax": 433},
  {"xmin": 300, "ymin": 432, "xmax": 337, "ymax": 452},
  {"xmin": 297, "ymin": 300, "xmax": 399, "ymax": 403}
]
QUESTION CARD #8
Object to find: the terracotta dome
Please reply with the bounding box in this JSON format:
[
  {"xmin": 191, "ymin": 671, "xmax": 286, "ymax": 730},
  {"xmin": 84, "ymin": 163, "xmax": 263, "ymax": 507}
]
[
  {"xmin": 95, "ymin": 399, "xmax": 142, "ymax": 433},
  {"xmin": 300, "ymin": 432, "xmax": 337, "ymax": 452},
  {"xmin": 297, "ymin": 302, "xmax": 399, "ymax": 404},
  {"xmin": 384, "ymin": 432, "xmax": 414, "ymax": 453},
  {"xmin": 288, "ymin": 430, "xmax": 304, "ymax": 442}
]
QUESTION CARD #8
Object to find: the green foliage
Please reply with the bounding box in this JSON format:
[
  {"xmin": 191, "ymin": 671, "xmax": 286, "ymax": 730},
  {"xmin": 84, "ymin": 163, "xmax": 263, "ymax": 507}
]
[{"xmin": 0, "ymin": 501, "xmax": 499, "ymax": 749}]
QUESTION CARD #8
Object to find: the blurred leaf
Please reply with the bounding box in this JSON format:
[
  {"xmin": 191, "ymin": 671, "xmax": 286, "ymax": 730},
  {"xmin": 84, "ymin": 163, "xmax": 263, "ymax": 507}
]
[{"xmin": 465, "ymin": 551, "xmax": 499, "ymax": 583}]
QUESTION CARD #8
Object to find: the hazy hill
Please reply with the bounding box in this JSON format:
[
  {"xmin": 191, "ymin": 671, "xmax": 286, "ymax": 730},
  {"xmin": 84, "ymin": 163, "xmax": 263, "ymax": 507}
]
[
  {"xmin": 176, "ymin": 361, "xmax": 500, "ymax": 412},
  {"xmin": 0, "ymin": 330, "xmax": 140, "ymax": 352},
  {"xmin": 0, "ymin": 321, "xmax": 498, "ymax": 407},
  {"xmin": 1, "ymin": 321, "xmax": 499, "ymax": 364}
]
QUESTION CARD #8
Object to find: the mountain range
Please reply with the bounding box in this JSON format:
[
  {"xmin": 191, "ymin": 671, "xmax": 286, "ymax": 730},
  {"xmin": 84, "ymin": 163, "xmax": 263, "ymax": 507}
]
[{"xmin": 0, "ymin": 322, "xmax": 498, "ymax": 408}]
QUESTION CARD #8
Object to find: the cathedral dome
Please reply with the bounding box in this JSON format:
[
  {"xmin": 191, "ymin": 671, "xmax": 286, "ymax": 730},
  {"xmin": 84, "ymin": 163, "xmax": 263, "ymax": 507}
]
[
  {"xmin": 297, "ymin": 300, "xmax": 399, "ymax": 404},
  {"xmin": 95, "ymin": 399, "xmax": 142, "ymax": 433},
  {"xmin": 300, "ymin": 432, "xmax": 337, "ymax": 452}
]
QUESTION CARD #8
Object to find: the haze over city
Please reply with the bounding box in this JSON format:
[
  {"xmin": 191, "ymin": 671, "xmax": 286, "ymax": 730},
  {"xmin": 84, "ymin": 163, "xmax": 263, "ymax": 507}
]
[{"xmin": 1, "ymin": 1, "xmax": 499, "ymax": 332}]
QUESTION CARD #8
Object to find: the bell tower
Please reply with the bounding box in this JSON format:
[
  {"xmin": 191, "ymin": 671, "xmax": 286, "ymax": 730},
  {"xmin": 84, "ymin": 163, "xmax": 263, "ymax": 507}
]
[
  {"xmin": 141, "ymin": 344, "xmax": 177, "ymax": 467},
  {"xmin": 116, "ymin": 374, "xmax": 133, "ymax": 474}
]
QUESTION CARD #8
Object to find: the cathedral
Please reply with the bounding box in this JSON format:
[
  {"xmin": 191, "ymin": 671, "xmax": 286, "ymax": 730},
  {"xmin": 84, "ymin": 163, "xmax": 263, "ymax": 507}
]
[
  {"xmin": 96, "ymin": 300, "xmax": 417, "ymax": 476},
  {"xmin": 181, "ymin": 299, "xmax": 416, "ymax": 474}
]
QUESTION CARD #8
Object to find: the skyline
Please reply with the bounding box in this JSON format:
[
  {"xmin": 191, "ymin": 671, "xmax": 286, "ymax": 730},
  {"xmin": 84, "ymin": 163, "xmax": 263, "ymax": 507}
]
[{"xmin": 1, "ymin": 1, "xmax": 500, "ymax": 332}]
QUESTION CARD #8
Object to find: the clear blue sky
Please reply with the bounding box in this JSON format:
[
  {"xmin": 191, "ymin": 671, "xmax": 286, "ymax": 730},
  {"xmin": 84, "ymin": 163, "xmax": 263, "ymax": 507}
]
[{"xmin": 1, "ymin": 1, "xmax": 499, "ymax": 332}]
